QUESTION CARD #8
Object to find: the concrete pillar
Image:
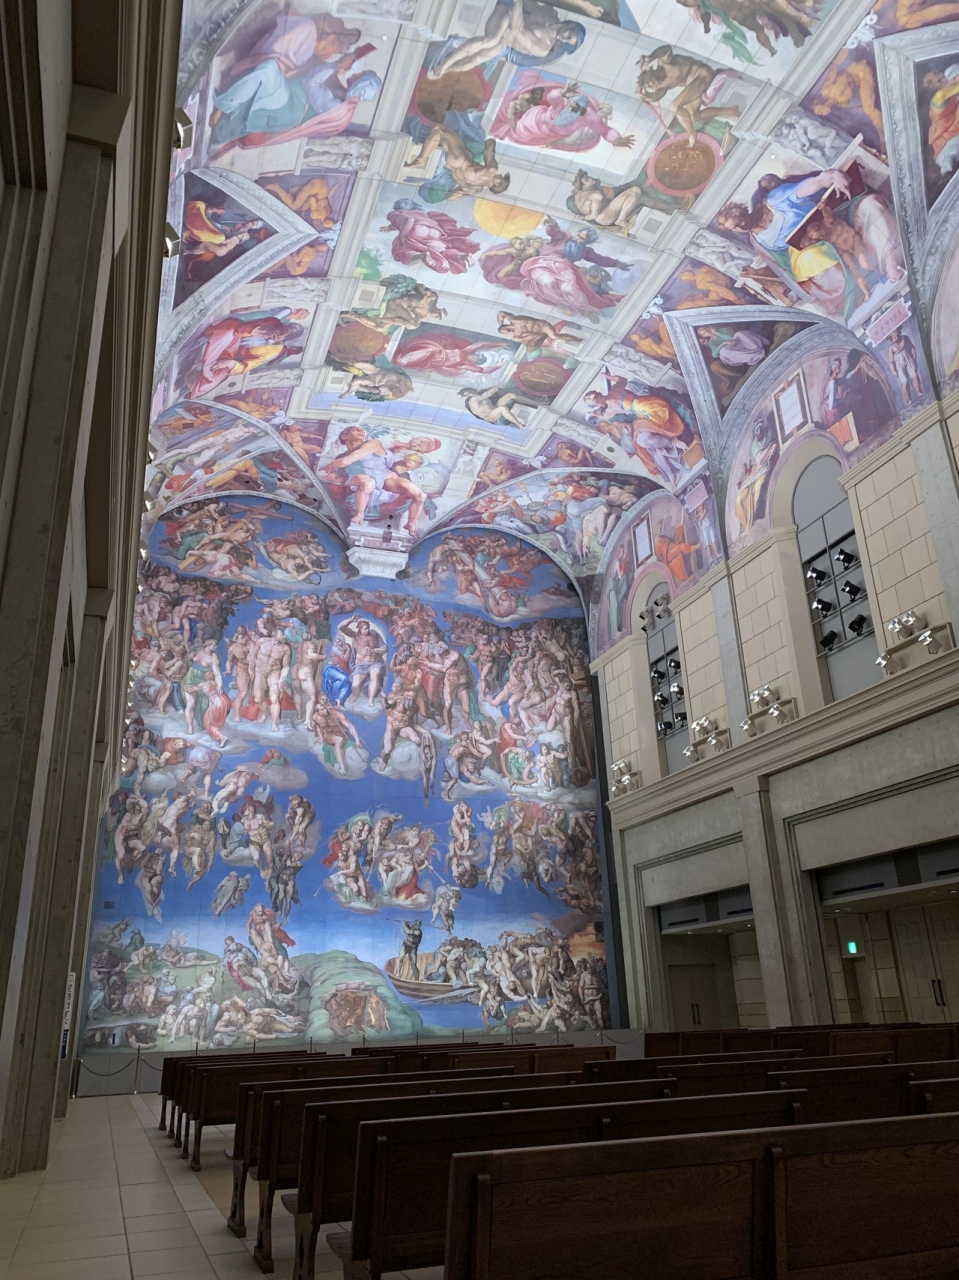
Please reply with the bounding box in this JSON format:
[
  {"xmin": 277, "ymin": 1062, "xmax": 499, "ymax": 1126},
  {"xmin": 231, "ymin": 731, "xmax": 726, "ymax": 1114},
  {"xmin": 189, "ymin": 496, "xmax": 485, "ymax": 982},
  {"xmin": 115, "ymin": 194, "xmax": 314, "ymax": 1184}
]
[
  {"xmin": 20, "ymin": 596, "xmax": 111, "ymax": 1164},
  {"xmin": 0, "ymin": 140, "xmax": 113, "ymax": 1177},
  {"xmin": 911, "ymin": 421, "xmax": 959, "ymax": 626},
  {"xmin": 734, "ymin": 775, "xmax": 817, "ymax": 1027},
  {"xmin": 711, "ymin": 574, "xmax": 750, "ymax": 743}
]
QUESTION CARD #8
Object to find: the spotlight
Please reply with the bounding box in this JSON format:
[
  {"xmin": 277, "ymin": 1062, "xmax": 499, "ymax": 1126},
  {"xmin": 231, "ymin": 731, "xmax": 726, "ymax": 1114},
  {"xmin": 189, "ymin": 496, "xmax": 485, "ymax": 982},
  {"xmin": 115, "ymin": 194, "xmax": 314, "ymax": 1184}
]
[
  {"xmin": 692, "ymin": 717, "xmax": 716, "ymax": 735},
  {"xmin": 650, "ymin": 667, "xmax": 666, "ymax": 684},
  {"xmin": 706, "ymin": 731, "xmax": 728, "ymax": 751},
  {"xmin": 749, "ymin": 685, "xmax": 778, "ymax": 709},
  {"xmin": 653, "ymin": 592, "xmax": 671, "ymax": 619},
  {"xmin": 818, "ymin": 630, "xmax": 839, "ymax": 651},
  {"xmin": 653, "ymin": 691, "xmax": 670, "ymax": 709},
  {"xmin": 638, "ymin": 608, "xmax": 653, "ymax": 624},
  {"xmin": 876, "ymin": 651, "xmax": 898, "ymax": 673},
  {"xmin": 834, "ymin": 547, "xmax": 858, "ymax": 569},
  {"xmin": 683, "ymin": 743, "xmax": 702, "ymax": 762},
  {"xmin": 656, "ymin": 720, "xmax": 673, "ymax": 736},
  {"xmin": 675, "ymin": 711, "xmax": 688, "ymax": 728},
  {"xmin": 888, "ymin": 610, "xmax": 924, "ymax": 638},
  {"xmin": 667, "ymin": 657, "xmax": 682, "ymax": 673},
  {"xmin": 812, "ymin": 597, "xmax": 834, "ymax": 617},
  {"xmin": 768, "ymin": 701, "xmax": 790, "ymax": 721},
  {"xmin": 806, "ymin": 566, "xmax": 828, "ymax": 585},
  {"xmin": 840, "ymin": 580, "xmax": 862, "ymax": 601},
  {"xmin": 669, "ymin": 682, "xmax": 684, "ymax": 697},
  {"xmin": 918, "ymin": 629, "xmax": 942, "ymax": 655},
  {"xmin": 848, "ymin": 614, "xmax": 869, "ymax": 637},
  {"xmin": 740, "ymin": 717, "xmax": 758, "ymax": 738}
]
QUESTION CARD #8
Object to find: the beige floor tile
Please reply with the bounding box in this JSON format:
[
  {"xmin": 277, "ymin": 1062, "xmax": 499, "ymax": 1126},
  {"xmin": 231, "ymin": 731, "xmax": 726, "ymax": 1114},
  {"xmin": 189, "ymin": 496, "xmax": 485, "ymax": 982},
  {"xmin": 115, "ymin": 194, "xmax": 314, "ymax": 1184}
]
[
  {"xmin": 122, "ymin": 1212, "xmax": 191, "ymax": 1234},
  {"xmin": 208, "ymin": 1253, "xmax": 262, "ymax": 1279},
  {"xmin": 10, "ymin": 1234, "xmax": 128, "ymax": 1265},
  {"xmin": 16, "ymin": 1216, "xmax": 126, "ymax": 1245},
  {"xmin": 127, "ymin": 1227, "xmax": 202, "ymax": 1252},
  {"xmin": 3, "ymin": 1252, "xmax": 131, "ymax": 1280},
  {"xmin": 314, "ymin": 1254, "xmax": 343, "ymax": 1275},
  {"xmin": 116, "ymin": 1163, "xmax": 170, "ymax": 1185},
  {"xmin": 30, "ymin": 1188, "xmax": 121, "ymax": 1213},
  {"xmin": 131, "ymin": 1245, "xmax": 212, "ymax": 1277},
  {"xmin": 173, "ymin": 1185, "xmax": 218, "ymax": 1213},
  {"xmin": 121, "ymin": 1188, "xmax": 184, "ymax": 1215},
  {"xmin": 195, "ymin": 1234, "xmax": 247, "ymax": 1258},
  {"xmin": 123, "ymin": 1272, "xmax": 217, "ymax": 1280}
]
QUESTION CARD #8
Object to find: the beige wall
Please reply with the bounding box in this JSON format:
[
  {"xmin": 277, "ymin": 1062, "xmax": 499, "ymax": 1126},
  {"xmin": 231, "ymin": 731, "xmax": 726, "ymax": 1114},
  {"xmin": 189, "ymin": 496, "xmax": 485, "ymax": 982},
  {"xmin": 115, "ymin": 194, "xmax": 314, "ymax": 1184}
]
[
  {"xmin": 675, "ymin": 588, "xmax": 727, "ymax": 728},
  {"xmin": 732, "ymin": 542, "xmax": 795, "ymax": 702},
  {"xmin": 853, "ymin": 446, "xmax": 947, "ymax": 652}
]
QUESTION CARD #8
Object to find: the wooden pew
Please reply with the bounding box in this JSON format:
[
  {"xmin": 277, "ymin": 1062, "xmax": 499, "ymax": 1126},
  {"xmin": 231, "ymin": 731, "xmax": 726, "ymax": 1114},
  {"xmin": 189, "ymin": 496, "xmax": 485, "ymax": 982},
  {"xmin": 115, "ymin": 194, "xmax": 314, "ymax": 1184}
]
[
  {"xmin": 248, "ymin": 1068, "xmax": 598, "ymax": 1271},
  {"xmin": 585, "ymin": 1050, "xmax": 889, "ymax": 1083},
  {"xmin": 284, "ymin": 1076, "xmax": 679, "ymax": 1280},
  {"xmin": 444, "ymin": 1111, "xmax": 959, "ymax": 1280},
  {"xmin": 225, "ymin": 1066, "xmax": 516, "ymax": 1237},
  {"xmin": 388, "ymin": 1044, "xmax": 615, "ymax": 1074},
  {"xmin": 168, "ymin": 1051, "xmax": 308, "ymax": 1145},
  {"xmin": 770, "ymin": 1057, "xmax": 959, "ymax": 1122},
  {"xmin": 584, "ymin": 1049, "xmax": 799, "ymax": 1082},
  {"xmin": 159, "ymin": 1049, "xmax": 310, "ymax": 1129},
  {"xmin": 336, "ymin": 1088, "xmax": 806, "ymax": 1280},
  {"xmin": 908, "ymin": 1075, "xmax": 959, "ymax": 1113},
  {"xmin": 183, "ymin": 1055, "xmax": 392, "ymax": 1169}
]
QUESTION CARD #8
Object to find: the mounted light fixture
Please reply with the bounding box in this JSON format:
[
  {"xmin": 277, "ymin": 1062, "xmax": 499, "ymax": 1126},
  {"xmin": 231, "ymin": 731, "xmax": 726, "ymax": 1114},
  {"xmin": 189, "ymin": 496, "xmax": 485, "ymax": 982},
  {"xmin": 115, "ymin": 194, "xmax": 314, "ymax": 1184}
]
[
  {"xmin": 840, "ymin": 580, "xmax": 862, "ymax": 601},
  {"xmin": 812, "ymin": 597, "xmax": 834, "ymax": 617},
  {"xmin": 669, "ymin": 682, "xmax": 684, "ymax": 697},
  {"xmin": 888, "ymin": 610, "xmax": 924, "ymax": 639},
  {"xmin": 749, "ymin": 685, "xmax": 778, "ymax": 710},
  {"xmin": 918, "ymin": 629, "xmax": 942, "ymax": 655},
  {"xmin": 163, "ymin": 221, "xmax": 181, "ymax": 258},
  {"xmin": 656, "ymin": 720, "xmax": 673, "ymax": 736},
  {"xmin": 848, "ymin": 614, "xmax": 869, "ymax": 637},
  {"xmin": 806, "ymin": 566, "xmax": 828, "ymax": 585},
  {"xmin": 675, "ymin": 711, "xmax": 688, "ymax": 728},
  {"xmin": 834, "ymin": 547, "xmax": 858, "ymax": 569},
  {"xmin": 682, "ymin": 742, "xmax": 702, "ymax": 762},
  {"xmin": 172, "ymin": 106, "xmax": 194, "ymax": 150},
  {"xmin": 740, "ymin": 717, "xmax": 758, "ymax": 738},
  {"xmin": 666, "ymin": 657, "xmax": 682, "ymax": 673},
  {"xmin": 638, "ymin": 607, "xmax": 653, "ymax": 624},
  {"xmin": 653, "ymin": 691, "xmax": 669, "ymax": 709},
  {"xmin": 818, "ymin": 630, "xmax": 839, "ymax": 651},
  {"xmin": 876, "ymin": 651, "xmax": 899, "ymax": 673},
  {"xmin": 653, "ymin": 593, "xmax": 671, "ymax": 619},
  {"xmin": 650, "ymin": 666, "xmax": 665, "ymax": 684}
]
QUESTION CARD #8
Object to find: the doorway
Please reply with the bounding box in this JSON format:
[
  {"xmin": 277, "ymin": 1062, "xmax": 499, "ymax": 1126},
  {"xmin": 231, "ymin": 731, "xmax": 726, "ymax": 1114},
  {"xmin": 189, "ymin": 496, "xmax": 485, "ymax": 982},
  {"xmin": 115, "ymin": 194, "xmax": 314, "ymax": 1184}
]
[
  {"xmin": 668, "ymin": 964, "xmax": 722, "ymax": 1031},
  {"xmin": 890, "ymin": 905, "xmax": 959, "ymax": 1021},
  {"xmin": 660, "ymin": 932, "xmax": 741, "ymax": 1030}
]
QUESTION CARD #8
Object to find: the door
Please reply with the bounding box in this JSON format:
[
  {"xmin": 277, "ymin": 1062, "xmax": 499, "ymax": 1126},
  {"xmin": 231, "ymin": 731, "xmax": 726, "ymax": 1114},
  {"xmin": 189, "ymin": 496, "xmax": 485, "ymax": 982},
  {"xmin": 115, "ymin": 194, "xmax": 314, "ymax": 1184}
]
[
  {"xmin": 668, "ymin": 964, "xmax": 722, "ymax": 1031},
  {"xmin": 890, "ymin": 907, "xmax": 948, "ymax": 1022},
  {"xmin": 924, "ymin": 902, "xmax": 959, "ymax": 1014}
]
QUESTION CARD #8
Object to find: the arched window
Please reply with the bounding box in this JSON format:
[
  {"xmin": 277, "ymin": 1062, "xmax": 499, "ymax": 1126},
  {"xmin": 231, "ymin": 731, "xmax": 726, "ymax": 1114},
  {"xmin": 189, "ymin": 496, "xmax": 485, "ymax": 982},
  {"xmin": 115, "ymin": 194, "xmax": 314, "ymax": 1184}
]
[
  {"xmin": 794, "ymin": 456, "xmax": 879, "ymax": 701},
  {"xmin": 644, "ymin": 584, "xmax": 689, "ymax": 774}
]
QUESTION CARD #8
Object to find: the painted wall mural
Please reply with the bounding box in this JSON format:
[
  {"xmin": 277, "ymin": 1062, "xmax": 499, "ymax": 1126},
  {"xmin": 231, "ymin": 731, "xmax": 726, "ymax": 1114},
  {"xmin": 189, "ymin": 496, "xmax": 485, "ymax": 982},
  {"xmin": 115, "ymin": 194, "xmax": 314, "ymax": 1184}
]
[
  {"xmin": 83, "ymin": 501, "xmax": 606, "ymax": 1050},
  {"xmin": 83, "ymin": 0, "xmax": 959, "ymax": 1041}
]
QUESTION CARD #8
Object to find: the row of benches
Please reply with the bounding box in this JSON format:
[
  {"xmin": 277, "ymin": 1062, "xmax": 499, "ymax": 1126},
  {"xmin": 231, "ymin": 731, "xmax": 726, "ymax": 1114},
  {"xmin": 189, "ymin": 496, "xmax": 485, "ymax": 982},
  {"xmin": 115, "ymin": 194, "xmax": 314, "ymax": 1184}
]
[{"xmin": 157, "ymin": 1027, "xmax": 959, "ymax": 1279}]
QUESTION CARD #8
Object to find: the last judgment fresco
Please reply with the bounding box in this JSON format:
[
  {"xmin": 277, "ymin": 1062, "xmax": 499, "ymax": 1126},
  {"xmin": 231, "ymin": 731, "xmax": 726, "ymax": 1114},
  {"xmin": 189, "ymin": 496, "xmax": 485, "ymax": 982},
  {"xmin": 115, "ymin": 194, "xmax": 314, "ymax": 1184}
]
[
  {"xmin": 83, "ymin": 0, "xmax": 959, "ymax": 1044},
  {"xmin": 84, "ymin": 504, "xmax": 606, "ymax": 1048}
]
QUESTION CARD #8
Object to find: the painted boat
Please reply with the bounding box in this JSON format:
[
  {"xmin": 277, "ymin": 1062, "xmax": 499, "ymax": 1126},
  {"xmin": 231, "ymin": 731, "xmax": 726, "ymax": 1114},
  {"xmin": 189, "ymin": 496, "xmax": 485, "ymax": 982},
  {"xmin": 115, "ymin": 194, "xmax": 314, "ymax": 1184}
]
[{"xmin": 384, "ymin": 953, "xmax": 472, "ymax": 1002}]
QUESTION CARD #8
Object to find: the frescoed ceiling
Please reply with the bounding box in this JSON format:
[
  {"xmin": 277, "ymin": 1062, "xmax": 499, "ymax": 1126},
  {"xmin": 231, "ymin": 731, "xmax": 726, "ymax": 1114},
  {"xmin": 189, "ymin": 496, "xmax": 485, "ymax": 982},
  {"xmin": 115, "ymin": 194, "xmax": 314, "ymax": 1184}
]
[{"xmin": 153, "ymin": 0, "xmax": 959, "ymax": 635}]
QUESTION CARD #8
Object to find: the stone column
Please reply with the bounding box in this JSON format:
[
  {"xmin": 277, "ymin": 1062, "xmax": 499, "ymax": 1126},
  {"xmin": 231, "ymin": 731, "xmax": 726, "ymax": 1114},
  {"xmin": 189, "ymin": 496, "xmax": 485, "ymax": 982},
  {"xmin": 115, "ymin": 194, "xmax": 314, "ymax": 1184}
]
[
  {"xmin": 734, "ymin": 775, "xmax": 815, "ymax": 1027},
  {"xmin": 19, "ymin": 595, "xmax": 111, "ymax": 1165},
  {"xmin": 0, "ymin": 141, "xmax": 113, "ymax": 1177}
]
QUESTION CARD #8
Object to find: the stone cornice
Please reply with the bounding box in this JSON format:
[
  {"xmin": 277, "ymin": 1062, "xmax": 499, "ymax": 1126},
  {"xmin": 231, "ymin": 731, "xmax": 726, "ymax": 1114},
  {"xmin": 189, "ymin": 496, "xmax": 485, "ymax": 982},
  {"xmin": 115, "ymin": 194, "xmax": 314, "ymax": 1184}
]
[
  {"xmin": 608, "ymin": 646, "xmax": 959, "ymax": 830},
  {"xmin": 590, "ymin": 631, "xmax": 644, "ymax": 674}
]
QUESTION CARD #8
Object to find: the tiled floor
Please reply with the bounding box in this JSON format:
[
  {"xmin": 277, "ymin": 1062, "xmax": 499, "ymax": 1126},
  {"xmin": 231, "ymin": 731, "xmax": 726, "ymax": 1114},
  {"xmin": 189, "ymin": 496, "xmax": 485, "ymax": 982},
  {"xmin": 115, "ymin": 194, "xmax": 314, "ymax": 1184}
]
[{"xmin": 0, "ymin": 1095, "xmax": 442, "ymax": 1280}]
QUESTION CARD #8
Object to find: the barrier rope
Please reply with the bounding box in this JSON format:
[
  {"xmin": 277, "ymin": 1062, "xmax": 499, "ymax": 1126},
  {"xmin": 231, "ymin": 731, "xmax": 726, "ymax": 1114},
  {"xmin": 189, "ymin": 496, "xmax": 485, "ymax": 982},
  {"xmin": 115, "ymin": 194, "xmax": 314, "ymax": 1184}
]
[{"xmin": 76, "ymin": 1056, "xmax": 137, "ymax": 1078}]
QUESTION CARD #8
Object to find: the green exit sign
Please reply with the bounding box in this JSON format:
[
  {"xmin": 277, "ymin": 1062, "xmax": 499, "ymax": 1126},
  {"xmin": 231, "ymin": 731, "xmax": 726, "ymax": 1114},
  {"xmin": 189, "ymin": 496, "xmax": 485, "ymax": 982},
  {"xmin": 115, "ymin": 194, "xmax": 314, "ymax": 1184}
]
[{"xmin": 846, "ymin": 941, "xmax": 858, "ymax": 955}]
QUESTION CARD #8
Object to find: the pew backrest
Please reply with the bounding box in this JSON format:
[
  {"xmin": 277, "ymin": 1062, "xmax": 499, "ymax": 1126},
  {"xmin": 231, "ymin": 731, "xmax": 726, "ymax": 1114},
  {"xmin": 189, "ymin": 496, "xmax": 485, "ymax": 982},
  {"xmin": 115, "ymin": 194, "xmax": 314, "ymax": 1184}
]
[
  {"xmin": 444, "ymin": 1111, "xmax": 959, "ymax": 1280},
  {"xmin": 770, "ymin": 1057, "xmax": 959, "ymax": 1122},
  {"xmin": 352, "ymin": 1089, "xmax": 806, "ymax": 1277}
]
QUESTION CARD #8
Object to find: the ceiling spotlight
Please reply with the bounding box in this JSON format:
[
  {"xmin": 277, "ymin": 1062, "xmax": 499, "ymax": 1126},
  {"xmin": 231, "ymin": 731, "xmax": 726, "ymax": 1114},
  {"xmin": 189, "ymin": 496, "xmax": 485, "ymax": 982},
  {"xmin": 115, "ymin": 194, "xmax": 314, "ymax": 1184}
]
[
  {"xmin": 650, "ymin": 666, "xmax": 666, "ymax": 684},
  {"xmin": 834, "ymin": 547, "xmax": 858, "ymax": 569},
  {"xmin": 840, "ymin": 580, "xmax": 862, "ymax": 601},
  {"xmin": 667, "ymin": 657, "xmax": 682, "ymax": 673},
  {"xmin": 819, "ymin": 630, "xmax": 839, "ymax": 651},
  {"xmin": 653, "ymin": 691, "xmax": 670, "ymax": 708},
  {"xmin": 918, "ymin": 629, "xmax": 942, "ymax": 655},
  {"xmin": 806, "ymin": 566, "xmax": 828, "ymax": 585},
  {"xmin": 848, "ymin": 614, "xmax": 869, "ymax": 637},
  {"xmin": 812, "ymin": 597, "xmax": 834, "ymax": 617},
  {"xmin": 876, "ymin": 651, "xmax": 898, "ymax": 673},
  {"xmin": 669, "ymin": 682, "xmax": 684, "ymax": 697},
  {"xmin": 656, "ymin": 720, "xmax": 673, "ymax": 736}
]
